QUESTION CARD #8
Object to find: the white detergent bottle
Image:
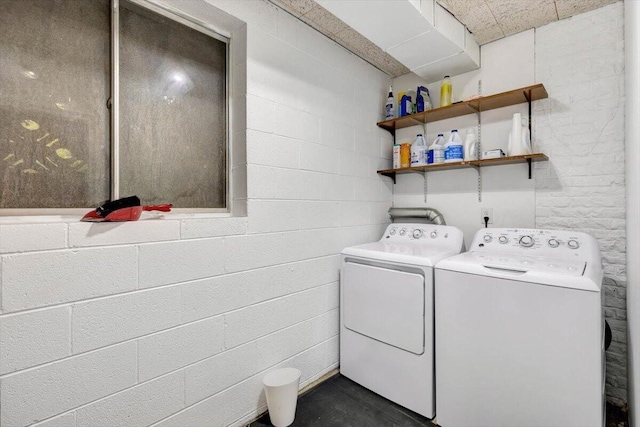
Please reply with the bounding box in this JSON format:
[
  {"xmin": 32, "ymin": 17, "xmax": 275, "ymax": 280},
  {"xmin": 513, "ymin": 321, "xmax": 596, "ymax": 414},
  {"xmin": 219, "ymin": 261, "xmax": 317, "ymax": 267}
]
[
  {"xmin": 464, "ymin": 129, "xmax": 478, "ymax": 161},
  {"xmin": 411, "ymin": 133, "xmax": 427, "ymax": 166},
  {"xmin": 411, "ymin": 134, "xmax": 427, "ymax": 166},
  {"xmin": 428, "ymin": 134, "xmax": 446, "ymax": 164},
  {"xmin": 444, "ymin": 129, "xmax": 464, "ymax": 163}
]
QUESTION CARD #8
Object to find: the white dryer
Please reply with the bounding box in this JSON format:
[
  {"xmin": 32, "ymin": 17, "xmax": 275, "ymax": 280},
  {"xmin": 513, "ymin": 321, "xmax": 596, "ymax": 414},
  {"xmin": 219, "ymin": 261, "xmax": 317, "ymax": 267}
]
[
  {"xmin": 340, "ymin": 223, "xmax": 464, "ymax": 418},
  {"xmin": 435, "ymin": 228, "xmax": 604, "ymax": 427}
]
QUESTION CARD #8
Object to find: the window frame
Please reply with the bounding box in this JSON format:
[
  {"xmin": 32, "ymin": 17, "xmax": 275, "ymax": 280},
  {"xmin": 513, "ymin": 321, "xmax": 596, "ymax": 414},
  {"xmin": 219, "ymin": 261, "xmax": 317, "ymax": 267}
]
[{"xmin": 0, "ymin": 0, "xmax": 231, "ymax": 216}]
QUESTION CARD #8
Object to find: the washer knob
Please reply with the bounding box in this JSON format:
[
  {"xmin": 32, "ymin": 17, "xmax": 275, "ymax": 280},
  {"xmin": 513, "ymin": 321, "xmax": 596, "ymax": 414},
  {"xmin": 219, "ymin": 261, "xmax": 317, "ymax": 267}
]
[
  {"xmin": 519, "ymin": 235, "xmax": 534, "ymax": 247},
  {"xmin": 430, "ymin": 230, "xmax": 438, "ymax": 239},
  {"xmin": 413, "ymin": 229, "xmax": 423, "ymax": 239},
  {"xmin": 389, "ymin": 228, "xmax": 397, "ymax": 235},
  {"xmin": 483, "ymin": 235, "xmax": 492, "ymax": 243},
  {"xmin": 498, "ymin": 236, "xmax": 508, "ymax": 244},
  {"xmin": 567, "ymin": 240, "xmax": 580, "ymax": 249},
  {"xmin": 399, "ymin": 228, "xmax": 406, "ymax": 236},
  {"xmin": 548, "ymin": 239, "xmax": 559, "ymax": 248}
]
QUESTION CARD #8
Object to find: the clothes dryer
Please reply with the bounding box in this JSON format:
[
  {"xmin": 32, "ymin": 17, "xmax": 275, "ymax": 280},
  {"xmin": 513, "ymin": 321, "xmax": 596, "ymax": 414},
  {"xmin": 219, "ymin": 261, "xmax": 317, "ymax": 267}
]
[
  {"xmin": 435, "ymin": 228, "xmax": 604, "ymax": 427},
  {"xmin": 340, "ymin": 223, "xmax": 464, "ymax": 418}
]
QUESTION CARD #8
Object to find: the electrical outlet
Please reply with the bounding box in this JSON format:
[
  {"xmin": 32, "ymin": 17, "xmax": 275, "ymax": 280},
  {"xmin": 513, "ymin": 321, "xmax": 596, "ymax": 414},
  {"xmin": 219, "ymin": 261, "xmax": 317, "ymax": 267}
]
[{"xmin": 481, "ymin": 207, "xmax": 493, "ymax": 225}]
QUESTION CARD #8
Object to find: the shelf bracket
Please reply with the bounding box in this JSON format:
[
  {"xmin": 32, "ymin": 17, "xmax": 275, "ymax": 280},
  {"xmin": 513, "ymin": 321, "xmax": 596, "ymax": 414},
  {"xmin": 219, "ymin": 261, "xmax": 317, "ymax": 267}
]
[{"xmin": 381, "ymin": 170, "xmax": 396, "ymax": 184}]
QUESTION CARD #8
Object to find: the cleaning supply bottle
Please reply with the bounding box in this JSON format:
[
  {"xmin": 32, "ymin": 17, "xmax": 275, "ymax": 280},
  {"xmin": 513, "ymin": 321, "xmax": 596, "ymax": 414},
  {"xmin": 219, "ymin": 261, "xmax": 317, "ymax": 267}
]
[
  {"xmin": 428, "ymin": 134, "xmax": 446, "ymax": 164},
  {"xmin": 411, "ymin": 134, "xmax": 427, "ymax": 166},
  {"xmin": 464, "ymin": 129, "xmax": 478, "ymax": 161},
  {"xmin": 385, "ymin": 86, "xmax": 395, "ymax": 119},
  {"xmin": 440, "ymin": 75, "xmax": 452, "ymax": 107},
  {"xmin": 406, "ymin": 90, "xmax": 417, "ymax": 114},
  {"xmin": 507, "ymin": 113, "xmax": 532, "ymax": 156},
  {"xmin": 416, "ymin": 86, "xmax": 432, "ymax": 112},
  {"xmin": 444, "ymin": 129, "xmax": 464, "ymax": 163},
  {"xmin": 399, "ymin": 94, "xmax": 412, "ymax": 117}
]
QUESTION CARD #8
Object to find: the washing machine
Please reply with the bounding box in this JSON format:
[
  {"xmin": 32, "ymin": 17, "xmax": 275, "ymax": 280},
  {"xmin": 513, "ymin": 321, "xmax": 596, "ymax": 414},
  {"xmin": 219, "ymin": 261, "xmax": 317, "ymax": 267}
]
[
  {"xmin": 435, "ymin": 228, "xmax": 604, "ymax": 427},
  {"xmin": 340, "ymin": 223, "xmax": 464, "ymax": 418}
]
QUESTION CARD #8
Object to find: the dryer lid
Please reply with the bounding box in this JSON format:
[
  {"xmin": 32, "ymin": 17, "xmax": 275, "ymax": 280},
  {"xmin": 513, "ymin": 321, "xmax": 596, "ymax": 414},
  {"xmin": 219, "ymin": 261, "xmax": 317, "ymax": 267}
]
[{"xmin": 342, "ymin": 241, "xmax": 461, "ymax": 267}]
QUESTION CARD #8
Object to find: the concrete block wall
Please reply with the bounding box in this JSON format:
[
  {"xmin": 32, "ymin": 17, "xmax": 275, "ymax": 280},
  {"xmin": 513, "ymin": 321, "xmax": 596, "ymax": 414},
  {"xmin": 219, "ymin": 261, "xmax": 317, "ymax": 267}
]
[
  {"xmin": 533, "ymin": 2, "xmax": 627, "ymax": 404},
  {"xmin": 0, "ymin": 0, "xmax": 393, "ymax": 425}
]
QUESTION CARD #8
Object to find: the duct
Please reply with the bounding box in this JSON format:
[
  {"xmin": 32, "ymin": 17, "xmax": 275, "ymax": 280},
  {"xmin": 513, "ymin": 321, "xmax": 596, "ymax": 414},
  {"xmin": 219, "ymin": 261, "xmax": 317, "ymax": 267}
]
[{"xmin": 388, "ymin": 207, "xmax": 446, "ymax": 225}]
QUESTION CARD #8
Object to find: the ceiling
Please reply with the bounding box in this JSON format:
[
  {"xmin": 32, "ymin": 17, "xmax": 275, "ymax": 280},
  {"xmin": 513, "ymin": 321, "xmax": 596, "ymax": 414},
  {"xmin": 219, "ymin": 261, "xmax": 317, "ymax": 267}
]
[
  {"xmin": 270, "ymin": 0, "xmax": 620, "ymax": 77},
  {"xmin": 437, "ymin": 0, "xmax": 618, "ymax": 45}
]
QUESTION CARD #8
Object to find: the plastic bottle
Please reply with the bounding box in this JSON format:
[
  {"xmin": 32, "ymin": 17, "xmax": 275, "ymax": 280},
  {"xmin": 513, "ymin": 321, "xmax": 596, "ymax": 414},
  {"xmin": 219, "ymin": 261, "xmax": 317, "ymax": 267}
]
[
  {"xmin": 385, "ymin": 86, "xmax": 395, "ymax": 119},
  {"xmin": 464, "ymin": 129, "xmax": 478, "ymax": 161},
  {"xmin": 411, "ymin": 134, "xmax": 427, "ymax": 166},
  {"xmin": 399, "ymin": 94, "xmax": 412, "ymax": 117},
  {"xmin": 440, "ymin": 75, "xmax": 452, "ymax": 108},
  {"xmin": 416, "ymin": 86, "xmax": 432, "ymax": 112},
  {"xmin": 428, "ymin": 134, "xmax": 446, "ymax": 164},
  {"xmin": 444, "ymin": 129, "xmax": 464, "ymax": 163}
]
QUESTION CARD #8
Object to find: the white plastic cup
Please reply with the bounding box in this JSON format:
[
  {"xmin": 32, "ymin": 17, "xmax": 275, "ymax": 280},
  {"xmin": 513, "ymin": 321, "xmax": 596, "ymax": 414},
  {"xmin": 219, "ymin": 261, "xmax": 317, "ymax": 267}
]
[{"xmin": 263, "ymin": 368, "xmax": 301, "ymax": 427}]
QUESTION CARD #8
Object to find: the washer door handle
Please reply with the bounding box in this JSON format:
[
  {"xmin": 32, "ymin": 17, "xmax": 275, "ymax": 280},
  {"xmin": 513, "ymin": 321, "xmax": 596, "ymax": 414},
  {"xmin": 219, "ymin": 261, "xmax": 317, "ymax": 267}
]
[{"xmin": 482, "ymin": 265, "xmax": 527, "ymax": 276}]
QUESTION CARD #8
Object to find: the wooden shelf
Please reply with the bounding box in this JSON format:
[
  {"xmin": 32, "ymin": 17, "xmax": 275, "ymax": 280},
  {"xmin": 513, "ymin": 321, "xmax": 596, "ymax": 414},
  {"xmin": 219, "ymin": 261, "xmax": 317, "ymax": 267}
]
[
  {"xmin": 378, "ymin": 153, "xmax": 549, "ymax": 183},
  {"xmin": 377, "ymin": 83, "xmax": 548, "ymax": 133}
]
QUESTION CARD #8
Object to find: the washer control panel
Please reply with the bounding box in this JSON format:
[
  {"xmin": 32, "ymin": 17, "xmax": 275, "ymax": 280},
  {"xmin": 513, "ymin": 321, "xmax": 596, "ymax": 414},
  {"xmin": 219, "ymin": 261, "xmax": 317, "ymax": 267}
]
[{"xmin": 473, "ymin": 228, "xmax": 598, "ymax": 261}]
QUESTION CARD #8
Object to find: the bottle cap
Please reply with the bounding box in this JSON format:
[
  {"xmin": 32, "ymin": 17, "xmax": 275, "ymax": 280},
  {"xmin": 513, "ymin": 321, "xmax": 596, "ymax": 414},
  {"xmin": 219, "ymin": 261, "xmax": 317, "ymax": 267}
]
[
  {"xmin": 452, "ymin": 129, "xmax": 458, "ymax": 132},
  {"xmin": 417, "ymin": 134, "xmax": 422, "ymax": 136},
  {"xmin": 444, "ymin": 75, "xmax": 450, "ymax": 78},
  {"xmin": 438, "ymin": 133, "xmax": 444, "ymax": 136}
]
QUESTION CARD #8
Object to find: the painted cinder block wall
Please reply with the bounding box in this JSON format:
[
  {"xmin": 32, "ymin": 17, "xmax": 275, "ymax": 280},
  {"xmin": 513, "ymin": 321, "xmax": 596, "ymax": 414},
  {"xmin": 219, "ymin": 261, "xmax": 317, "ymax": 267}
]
[{"xmin": 0, "ymin": 1, "xmax": 393, "ymax": 425}]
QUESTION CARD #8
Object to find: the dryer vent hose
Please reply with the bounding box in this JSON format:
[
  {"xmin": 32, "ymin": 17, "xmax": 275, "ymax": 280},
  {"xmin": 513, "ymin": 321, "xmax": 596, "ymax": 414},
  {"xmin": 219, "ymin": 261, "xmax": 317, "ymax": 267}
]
[{"xmin": 388, "ymin": 207, "xmax": 446, "ymax": 225}]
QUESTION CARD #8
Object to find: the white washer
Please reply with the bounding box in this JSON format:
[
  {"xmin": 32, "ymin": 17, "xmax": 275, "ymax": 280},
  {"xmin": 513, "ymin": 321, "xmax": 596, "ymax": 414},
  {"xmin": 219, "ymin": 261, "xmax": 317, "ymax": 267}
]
[
  {"xmin": 340, "ymin": 223, "xmax": 464, "ymax": 418},
  {"xmin": 436, "ymin": 228, "xmax": 604, "ymax": 427}
]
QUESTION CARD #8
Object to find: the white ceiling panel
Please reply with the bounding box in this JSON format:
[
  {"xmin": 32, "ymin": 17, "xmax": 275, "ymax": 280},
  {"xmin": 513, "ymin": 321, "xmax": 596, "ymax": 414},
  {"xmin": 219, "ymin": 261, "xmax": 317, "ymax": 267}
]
[
  {"xmin": 317, "ymin": 0, "xmax": 435, "ymax": 50},
  {"xmin": 388, "ymin": 30, "xmax": 463, "ymax": 70},
  {"xmin": 555, "ymin": 0, "xmax": 618, "ymax": 20},
  {"xmin": 485, "ymin": 0, "xmax": 558, "ymax": 38}
]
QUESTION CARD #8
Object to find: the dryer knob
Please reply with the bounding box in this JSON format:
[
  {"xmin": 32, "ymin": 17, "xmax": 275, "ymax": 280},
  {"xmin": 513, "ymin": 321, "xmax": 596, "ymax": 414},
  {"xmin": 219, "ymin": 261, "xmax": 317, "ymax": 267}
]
[
  {"xmin": 548, "ymin": 238, "xmax": 560, "ymax": 248},
  {"xmin": 567, "ymin": 240, "xmax": 580, "ymax": 249},
  {"xmin": 430, "ymin": 231, "xmax": 438, "ymax": 239},
  {"xmin": 399, "ymin": 228, "xmax": 407, "ymax": 236},
  {"xmin": 483, "ymin": 235, "xmax": 492, "ymax": 243},
  {"xmin": 498, "ymin": 236, "xmax": 508, "ymax": 244},
  {"xmin": 389, "ymin": 228, "xmax": 397, "ymax": 235},
  {"xmin": 413, "ymin": 229, "xmax": 423, "ymax": 239}
]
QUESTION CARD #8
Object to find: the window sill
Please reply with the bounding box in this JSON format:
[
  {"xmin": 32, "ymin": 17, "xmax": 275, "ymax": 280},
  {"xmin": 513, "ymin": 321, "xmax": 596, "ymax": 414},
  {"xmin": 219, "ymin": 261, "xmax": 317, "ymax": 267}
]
[{"xmin": 0, "ymin": 211, "xmax": 239, "ymax": 225}]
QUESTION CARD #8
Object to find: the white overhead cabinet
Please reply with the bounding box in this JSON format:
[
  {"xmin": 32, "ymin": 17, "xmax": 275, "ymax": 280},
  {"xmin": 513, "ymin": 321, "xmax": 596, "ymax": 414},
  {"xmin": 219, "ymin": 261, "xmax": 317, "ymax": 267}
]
[{"xmin": 316, "ymin": 0, "xmax": 480, "ymax": 81}]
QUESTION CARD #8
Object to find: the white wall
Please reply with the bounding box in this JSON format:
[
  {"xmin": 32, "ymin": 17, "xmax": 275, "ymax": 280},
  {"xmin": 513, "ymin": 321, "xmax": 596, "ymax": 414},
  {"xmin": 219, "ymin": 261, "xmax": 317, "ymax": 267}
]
[
  {"xmin": 0, "ymin": 1, "xmax": 393, "ymax": 426},
  {"xmin": 625, "ymin": 0, "xmax": 640, "ymax": 424},
  {"xmin": 392, "ymin": 30, "xmax": 537, "ymax": 248},
  {"xmin": 535, "ymin": 2, "xmax": 626, "ymax": 405},
  {"xmin": 392, "ymin": 2, "xmax": 627, "ymax": 404}
]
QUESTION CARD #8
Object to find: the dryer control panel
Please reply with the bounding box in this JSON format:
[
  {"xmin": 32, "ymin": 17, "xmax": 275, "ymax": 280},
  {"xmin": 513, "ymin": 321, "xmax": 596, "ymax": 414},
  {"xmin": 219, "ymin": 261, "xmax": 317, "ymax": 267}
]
[
  {"xmin": 472, "ymin": 228, "xmax": 600, "ymax": 262},
  {"xmin": 385, "ymin": 223, "xmax": 459, "ymax": 243}
]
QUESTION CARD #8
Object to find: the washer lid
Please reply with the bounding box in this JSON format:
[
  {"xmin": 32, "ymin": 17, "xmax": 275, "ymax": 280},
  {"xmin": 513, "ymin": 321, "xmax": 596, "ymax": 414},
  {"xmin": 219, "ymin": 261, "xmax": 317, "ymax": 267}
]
[
  {"xmin": 342, "ymin": 241, "xmax": 462, "ymax": 267},
  {"xmin": 436, "ymin": 251, "xmax": 601, "ymax": 292}
]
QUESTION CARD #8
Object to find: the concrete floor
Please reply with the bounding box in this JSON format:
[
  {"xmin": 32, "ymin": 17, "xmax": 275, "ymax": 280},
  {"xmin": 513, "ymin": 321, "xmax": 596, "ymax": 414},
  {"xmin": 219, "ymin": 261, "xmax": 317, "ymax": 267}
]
[{"xmin": 250, "ymin": 373, "xmax": 629, "ymax": 427}]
